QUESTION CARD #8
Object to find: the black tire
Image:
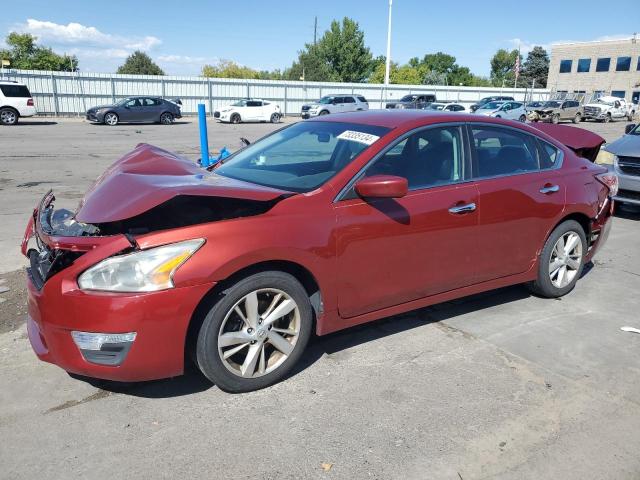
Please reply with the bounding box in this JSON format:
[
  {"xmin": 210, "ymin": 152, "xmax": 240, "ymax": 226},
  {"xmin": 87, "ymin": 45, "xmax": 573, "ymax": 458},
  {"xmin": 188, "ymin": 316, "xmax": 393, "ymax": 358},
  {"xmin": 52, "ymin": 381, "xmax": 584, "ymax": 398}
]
[
  {"xmin": 495, "ymin": 115, "xmax": 502, "ymax": 118},
  {"xmin": 551, "ymin": 114, "xmax": 560, "ymax": 124},
  {"xmin": 270, "ymin": 113, "xmax": 280, "ymax": 123},
  {"xmin": 572, "ymin": 113, "xmax": 581, "ymax": 124},
  {"xmin": 0, "ymin": 107, "xmax": 19, "ymax": 125},
  {"xmin": 527, "ymin": 220, "xmax": 587, "ymax": 298},
  {"xmin": 318, "ymin": 110, "xmax": 329, "ymax": 116},
  {"xmin": 603, "ymin": 113, "xmax": 611, "ymax": 123},
  {"xmin": 160, "ymin": 112, "xmax": 173, "ymax": 125},
  {"xmin": 103, "ymin": 112, "xmax": 119, "ymax": 126},
  {"xmin": 519, "ymin": 114, "xmax": 526, "ymax": 122},
  {"xmin": 230, "ymin": 113, "xmax": 241, "ymax": 124},
  {"xmin": 196, "ymin": 271, "xmax": 313, "ymax": 393}
]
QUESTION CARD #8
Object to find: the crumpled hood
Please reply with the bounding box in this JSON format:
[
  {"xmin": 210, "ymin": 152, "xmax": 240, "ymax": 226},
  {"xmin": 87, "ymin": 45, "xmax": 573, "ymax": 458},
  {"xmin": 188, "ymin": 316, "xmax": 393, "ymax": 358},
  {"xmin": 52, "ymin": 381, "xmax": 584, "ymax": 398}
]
[
  {"xmin": 75, "ymin": 143, "xmax": 291, "ymax": 224},
  {"xmin": 605, "ymin": 134, "xmax": 640, "ymax": 157}
]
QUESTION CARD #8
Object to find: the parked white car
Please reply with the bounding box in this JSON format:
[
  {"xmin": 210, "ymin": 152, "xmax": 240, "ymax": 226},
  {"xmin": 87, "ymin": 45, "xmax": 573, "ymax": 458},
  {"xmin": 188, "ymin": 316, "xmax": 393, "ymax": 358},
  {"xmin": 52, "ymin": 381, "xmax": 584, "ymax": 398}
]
[
  {"xmin": 425, "ymin": 102, "xmax": 468, "ymax": 113},
  {"xmin": 583, "ymin": 96, "xmax": 635, "ymax": 122},
  {"xmin": 0, "ymin": 80, "xmax": 37, "ymax": 125},
  {"xmin": 214, "ymin": 99, "xmax": 281, "ymax": 124},
  {"xmin": 474, "ymin": 101, "xmax": 527, "ymax": 122},
  {"xmin": 301, "ymin": 94, "xmax": 369, "ymax": 119}
]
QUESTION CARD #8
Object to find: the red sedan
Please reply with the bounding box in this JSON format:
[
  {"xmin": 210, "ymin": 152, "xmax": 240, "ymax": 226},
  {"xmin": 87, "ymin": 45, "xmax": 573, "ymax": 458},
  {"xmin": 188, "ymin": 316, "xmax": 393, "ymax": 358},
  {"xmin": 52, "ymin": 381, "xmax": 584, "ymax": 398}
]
[{"xmin": 22, "ymin": 111, "xmax": 616, "ymax": 392}]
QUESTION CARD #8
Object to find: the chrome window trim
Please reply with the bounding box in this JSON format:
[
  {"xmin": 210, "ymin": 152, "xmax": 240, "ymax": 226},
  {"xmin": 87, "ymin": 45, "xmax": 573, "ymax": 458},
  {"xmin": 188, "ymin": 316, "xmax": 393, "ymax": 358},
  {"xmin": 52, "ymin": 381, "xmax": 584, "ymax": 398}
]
[
  {"xmin": 333, "ymin": 122, "xmax": 470, "ymax": 203},
  {"xmin": 467, "ymin": 122, "xmax": 565, "ymax": 182}
]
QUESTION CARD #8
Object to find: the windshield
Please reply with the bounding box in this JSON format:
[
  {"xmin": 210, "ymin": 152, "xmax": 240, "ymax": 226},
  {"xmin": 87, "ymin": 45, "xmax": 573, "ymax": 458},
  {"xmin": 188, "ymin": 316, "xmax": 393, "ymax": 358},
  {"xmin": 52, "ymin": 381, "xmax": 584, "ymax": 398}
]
[
  {"xmin": 231, "ymin": 100, "xmax": 248, "ymax": 107},
  {"xmin": 479, "ymin": 101, "xmax": 504, "ymax": 110},
  {"xmin": 318, "ymin": 96, "xmax": 334, "ymax": 104},
  {"xmin": 400, "ymin": 95, "xmax": 418, "ymax": 102},
  {"xmin": 628, "ymin": 124, "xmax": 640, "ymax": 135},
  {"xmin": 214, "ymin": 122, "xmax": 390, "ymax": 193},
  {"xmin": 116, "ymin": 98, "xmax": 131, "ymax": 106},
  {"xmin": 542, "ymin": 101, "xmax": 561, "ymax": 108}
]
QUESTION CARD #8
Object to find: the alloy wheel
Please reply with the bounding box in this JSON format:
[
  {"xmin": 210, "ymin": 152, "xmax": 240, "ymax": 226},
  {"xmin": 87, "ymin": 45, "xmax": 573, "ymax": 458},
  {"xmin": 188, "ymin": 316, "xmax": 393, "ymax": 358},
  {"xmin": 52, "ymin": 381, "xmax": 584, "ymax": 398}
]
[
  {"xmin": 217, "ymin": 288, "xmax": 301, "ymax": 378},
  {"xmin": 1, "ymin": 110, "xmax": 17, "ymax": 125},
  {"xmin": 104, "ymin": 113, "xmax": 118, "ymax": 126},
  {"xmin": 549, "ymin": 231, "xmax": 583, "ymax": 288},
  {"xmin": 160, "ymin": 113, "xmax": 173, "ymax": 125}
]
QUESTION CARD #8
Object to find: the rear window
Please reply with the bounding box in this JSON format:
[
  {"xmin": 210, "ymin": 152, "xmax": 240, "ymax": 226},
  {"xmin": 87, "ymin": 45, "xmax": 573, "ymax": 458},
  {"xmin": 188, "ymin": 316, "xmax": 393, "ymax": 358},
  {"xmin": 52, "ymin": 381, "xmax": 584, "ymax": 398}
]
[
  {"xmin": 343, "ymin": 96, "xmax": 356, "ymax": 103},
  {"xmin": 357, "ymin": 96, "xmax": 367, "ymax": 103},
  {"xmin": 0, "ymin": 84, "xmax": 31, "ymax": 97}
]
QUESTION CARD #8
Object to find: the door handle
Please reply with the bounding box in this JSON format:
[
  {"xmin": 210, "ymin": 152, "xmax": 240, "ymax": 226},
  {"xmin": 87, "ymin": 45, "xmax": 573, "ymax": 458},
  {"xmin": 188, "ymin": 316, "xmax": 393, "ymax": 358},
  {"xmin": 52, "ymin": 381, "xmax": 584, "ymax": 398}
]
[
  {"xmin": 449, "ymin": 202, "xmax": 476, "ymax": 214},
  {"xmin": 539, "ymin": 184, "xmax": 560, "ymax": 194}
]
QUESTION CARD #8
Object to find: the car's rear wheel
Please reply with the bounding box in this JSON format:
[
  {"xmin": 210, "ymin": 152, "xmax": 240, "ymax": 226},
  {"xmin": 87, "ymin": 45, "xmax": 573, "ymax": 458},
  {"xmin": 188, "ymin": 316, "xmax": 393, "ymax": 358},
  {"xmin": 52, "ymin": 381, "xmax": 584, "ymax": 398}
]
[
  {"xmin": 160, "ymin": 112, "xmax": 174, "ymax": 125},
  {"xmin": 270, "ymin": 113, "xmax": 280, "ymax": 123},
  {"xmin": 0, "ymin": 108, "xmax": 18, "ymax": 125},
  {"xmin": 231, "ymin": 113, "xmax": 241, "ymax": 124},
  {"xmin": 573, "ymin": 113, "xmax": 581, "ymax": 123},
  {"xmin": 528, "ymin": 220, "xmax": 586, "ymax": 298},
  {"xmin": 104, "ymin": 112, "xmax": 119, "ymax": 126},
  {"xmin": 518, "ymin": 114, "xmax": 526, "ymax": 122},
  {"xmin": 196, "ymin": 271, "xmax": 312, "ymax": 392},
  {"xmin": 551, "ymin": 114, "xmax": 560, "ymax": 124}
]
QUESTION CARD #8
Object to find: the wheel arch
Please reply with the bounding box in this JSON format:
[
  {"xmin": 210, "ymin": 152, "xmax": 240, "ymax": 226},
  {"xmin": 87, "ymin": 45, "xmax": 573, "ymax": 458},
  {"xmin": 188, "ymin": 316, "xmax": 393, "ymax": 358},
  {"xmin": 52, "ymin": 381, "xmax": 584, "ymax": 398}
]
[
  {"xmin": 184, "ymin": 260, "xmax": 323, "ymax": 365},
  {"xmin": 544, "ymin": 212, "xmax": 592, "ymax": 248}
]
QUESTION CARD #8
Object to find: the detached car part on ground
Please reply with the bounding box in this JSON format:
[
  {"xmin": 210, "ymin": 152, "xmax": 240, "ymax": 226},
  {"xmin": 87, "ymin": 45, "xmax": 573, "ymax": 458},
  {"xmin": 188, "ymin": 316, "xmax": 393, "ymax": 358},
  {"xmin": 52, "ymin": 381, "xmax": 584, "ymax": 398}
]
[
  {"xmin": 301, "ymin": 95, "xmax": 369, "ymax": 119},
  {"xmin": 527, "ymin": 100, "xmax": 584, "ymax": 124},
  {"xmin": 86, "ymin": 97, "xmax": 182, "ymax": 126},
  {"xmin": 23, "ymin": 111, "xmax": 615, "ymax": 393},
  {"xmin": 214, "ymin": 99, "xmax": 281, "ymax": 124},
  {"xmin": 0, "ymin": 81, "xmax": 37, "ymax": 125},
  {"xmin": 595, "ymin": 122, "xmax": 640, "ymax": 206}
]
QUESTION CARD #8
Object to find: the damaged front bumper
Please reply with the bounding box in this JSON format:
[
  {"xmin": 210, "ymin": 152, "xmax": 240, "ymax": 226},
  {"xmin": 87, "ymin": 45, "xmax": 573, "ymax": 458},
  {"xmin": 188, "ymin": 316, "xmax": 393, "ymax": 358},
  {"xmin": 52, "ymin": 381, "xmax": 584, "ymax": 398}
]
[{"xmin": 22, "ymin": 191, "xmax": 215, "ymax": 382}]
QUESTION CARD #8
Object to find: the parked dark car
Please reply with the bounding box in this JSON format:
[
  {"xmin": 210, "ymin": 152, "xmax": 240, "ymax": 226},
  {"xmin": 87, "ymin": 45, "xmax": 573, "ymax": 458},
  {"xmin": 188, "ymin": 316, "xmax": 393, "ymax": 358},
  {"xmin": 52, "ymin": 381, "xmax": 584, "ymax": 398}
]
[
  {"xmin": 470, "ymin": 96, "xmax": 515, "ymax": 112},
  {"xmin": 386, "ymin": 94, "xmax": 436, "ymax": 109},
  {"xmin": 86, "ymin": 97, "xmax": 182, "ymax": 126},
  {"xmin": 23, "ymin": 110, "xmax": 614, "ymax": 393}
]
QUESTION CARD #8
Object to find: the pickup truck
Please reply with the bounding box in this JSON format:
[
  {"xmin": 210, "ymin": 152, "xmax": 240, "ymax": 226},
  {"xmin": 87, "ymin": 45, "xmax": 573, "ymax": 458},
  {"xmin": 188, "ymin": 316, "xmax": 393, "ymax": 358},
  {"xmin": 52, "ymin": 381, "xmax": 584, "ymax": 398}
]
[{"xmin": 583, "ymin": 96, "xmax": 636, "ymax": 123}]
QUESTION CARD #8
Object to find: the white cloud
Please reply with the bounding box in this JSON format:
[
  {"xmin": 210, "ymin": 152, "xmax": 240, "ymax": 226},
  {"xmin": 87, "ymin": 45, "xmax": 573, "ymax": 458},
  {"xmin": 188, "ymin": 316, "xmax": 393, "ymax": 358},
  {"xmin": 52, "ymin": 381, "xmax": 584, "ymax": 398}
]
[
  {"xmin": 508, "ymin": 38, "xmax": 551, "ymax": 55},
  {"xmin": 509, "ymin": 34, "xmax": 636, "ymax": 54},
  {"xmin": 157, "ymin": 54, "xmax": 209, "ymax": 65},
  {"xmin": 16, "ymin": 19, "xmax": 161, "ymax": 50}
]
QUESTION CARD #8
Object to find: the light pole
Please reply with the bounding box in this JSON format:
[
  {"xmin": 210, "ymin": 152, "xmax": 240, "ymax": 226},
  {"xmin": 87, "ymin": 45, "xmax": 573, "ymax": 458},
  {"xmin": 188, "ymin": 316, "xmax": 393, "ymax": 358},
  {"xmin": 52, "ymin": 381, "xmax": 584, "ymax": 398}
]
[{"xmin": 383, "ymin": 0, "xmax": 393, "ymax": 103}]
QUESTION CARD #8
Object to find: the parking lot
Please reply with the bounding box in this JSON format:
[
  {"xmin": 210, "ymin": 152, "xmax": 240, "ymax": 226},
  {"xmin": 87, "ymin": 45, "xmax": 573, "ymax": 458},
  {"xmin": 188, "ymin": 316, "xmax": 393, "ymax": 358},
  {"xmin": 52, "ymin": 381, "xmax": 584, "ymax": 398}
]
[{"xmin": 1, "ymin": 116, "xmax": 640, "ymax": 479}]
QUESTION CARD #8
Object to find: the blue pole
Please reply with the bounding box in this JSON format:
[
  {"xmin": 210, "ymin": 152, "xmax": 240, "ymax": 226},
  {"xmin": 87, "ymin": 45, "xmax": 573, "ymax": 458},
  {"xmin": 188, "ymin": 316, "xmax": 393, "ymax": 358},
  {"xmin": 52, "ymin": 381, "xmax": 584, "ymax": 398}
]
[{"xmin": 198, "ymin": 103, "xmax": 210, "ymax": 167}]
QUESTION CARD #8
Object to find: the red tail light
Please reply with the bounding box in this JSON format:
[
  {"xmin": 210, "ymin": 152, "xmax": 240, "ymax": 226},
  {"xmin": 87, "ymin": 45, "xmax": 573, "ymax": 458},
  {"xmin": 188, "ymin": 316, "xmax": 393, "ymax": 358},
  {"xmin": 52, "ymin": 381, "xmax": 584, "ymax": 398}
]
[
  {"xmin": 27, "ymin": 98, "xmax": 34, "ymax": 106},
  {"xmin": 596, "ymin": 172, "xmax": 618, "ymax": 197}
]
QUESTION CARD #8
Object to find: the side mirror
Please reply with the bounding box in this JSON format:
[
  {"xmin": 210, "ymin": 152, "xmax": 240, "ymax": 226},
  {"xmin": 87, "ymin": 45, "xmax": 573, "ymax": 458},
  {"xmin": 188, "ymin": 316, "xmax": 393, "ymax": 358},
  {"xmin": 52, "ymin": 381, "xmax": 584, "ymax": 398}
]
[
  {"xmin": 625, "ymin": 124, "xmax": 636, "ymax": 134},
  {"xmin": 355, "ymin": 175, "xmax": 408, "ymax": 199}
]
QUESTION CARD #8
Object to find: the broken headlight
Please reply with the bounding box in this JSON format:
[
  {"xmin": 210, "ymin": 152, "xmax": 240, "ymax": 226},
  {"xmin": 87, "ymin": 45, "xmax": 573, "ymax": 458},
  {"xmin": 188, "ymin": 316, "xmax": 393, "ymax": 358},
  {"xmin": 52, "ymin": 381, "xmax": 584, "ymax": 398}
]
[{"xmin": 78, "ymin": 239, "xmax": 204, "ymax": 292}]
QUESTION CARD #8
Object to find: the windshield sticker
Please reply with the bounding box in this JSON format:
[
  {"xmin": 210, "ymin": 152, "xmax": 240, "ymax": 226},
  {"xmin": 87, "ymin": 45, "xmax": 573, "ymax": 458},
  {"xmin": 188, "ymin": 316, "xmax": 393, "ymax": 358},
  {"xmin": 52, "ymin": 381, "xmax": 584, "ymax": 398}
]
[{"xmin": 337, "ymin": 130, "xmax": 380, "ymax": 146}]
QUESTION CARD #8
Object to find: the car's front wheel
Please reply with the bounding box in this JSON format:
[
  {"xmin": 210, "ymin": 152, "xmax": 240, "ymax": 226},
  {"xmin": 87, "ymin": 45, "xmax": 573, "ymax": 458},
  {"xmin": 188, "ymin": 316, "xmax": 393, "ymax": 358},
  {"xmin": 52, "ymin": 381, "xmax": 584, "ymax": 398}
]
[
  {"xmin": 230, "ymin": 113, "xmax": 241, "ymax": 124},
  {"xmin": 551, "ymin": 114, "xmax": 560, "ymax": 124},
  {"xmin": 519, "ymin": 114, "xmax": 526, "ymax": 122},
  {"xmin": 160, "ymin": 112, "xmax": 174, "ymax": 125},
  {"xmin": 196, "ymin": 271, "xmax": 313, "ymax": 392},
  {"xmin": 0, "ymin": 108, "xmax": 18, "ymax": 125},
  {"xmin": 573, "ymin": 113, "xmax": 582, "ymax": 124},
  {"xmin": 104, "ymin": 112, "xmax": 119, "ymax": 126},
  {"xmin": 528, "ymin": 220, "xmax": 586, "ymax": 298}
]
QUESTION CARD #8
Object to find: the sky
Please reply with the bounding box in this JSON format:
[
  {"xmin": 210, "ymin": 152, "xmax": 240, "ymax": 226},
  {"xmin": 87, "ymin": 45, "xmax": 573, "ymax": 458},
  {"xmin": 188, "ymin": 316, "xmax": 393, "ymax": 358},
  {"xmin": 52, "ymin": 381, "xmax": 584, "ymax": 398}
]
[{"xmin": 1, "ymin": 0, "xmax": 638, "ymax": 77}]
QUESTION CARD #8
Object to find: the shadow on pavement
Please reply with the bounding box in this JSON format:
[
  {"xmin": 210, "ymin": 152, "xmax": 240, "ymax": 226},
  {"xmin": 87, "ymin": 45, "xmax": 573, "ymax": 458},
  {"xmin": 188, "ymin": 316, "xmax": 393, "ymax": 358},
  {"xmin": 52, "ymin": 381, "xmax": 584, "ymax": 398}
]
[
  {"xmin": 12, "ymin": 121, "xmax": 58, "ymax": 126},
  {"xmin": 89, "ymin": 285, "xmax": 533, "ymax": 398}
]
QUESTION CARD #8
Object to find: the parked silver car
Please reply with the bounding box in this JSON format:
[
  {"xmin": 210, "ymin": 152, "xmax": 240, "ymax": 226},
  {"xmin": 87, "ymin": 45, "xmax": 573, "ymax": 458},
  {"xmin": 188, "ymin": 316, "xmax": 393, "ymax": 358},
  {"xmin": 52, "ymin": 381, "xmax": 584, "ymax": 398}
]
[
  {"xmin": 474, "ymin": 101, "xmax": 527, "ymax": 122},
  {"xmin": 301, "ymin": 95, "xmax": 369, "ymax": 119},
  {"xmin": 596, "ymin": 123, "xmax": 640, "ymax": 205}
]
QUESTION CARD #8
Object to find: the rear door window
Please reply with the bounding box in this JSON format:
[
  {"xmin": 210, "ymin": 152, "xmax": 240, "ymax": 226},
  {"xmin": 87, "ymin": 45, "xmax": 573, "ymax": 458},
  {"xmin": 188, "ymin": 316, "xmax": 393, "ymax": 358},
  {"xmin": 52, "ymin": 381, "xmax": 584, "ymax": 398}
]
[
  {"xmin": 471, "ymin": 126, "xmax": 541, "ymax": 178},
  {"xmin": 343, "ymin": 96, "xmax": 356, "ymax": 103},
  {"xmin": 0, "ymin": 84, "xmax": 31, "ymax": 97}
]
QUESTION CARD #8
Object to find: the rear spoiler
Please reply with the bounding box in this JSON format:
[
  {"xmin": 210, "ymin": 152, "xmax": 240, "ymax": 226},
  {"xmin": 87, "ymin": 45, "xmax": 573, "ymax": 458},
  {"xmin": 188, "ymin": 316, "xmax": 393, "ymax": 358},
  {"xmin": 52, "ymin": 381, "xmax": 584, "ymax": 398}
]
[{"xmin": 530, "ymin": 123, "xmax": 605, "ymax": 162}]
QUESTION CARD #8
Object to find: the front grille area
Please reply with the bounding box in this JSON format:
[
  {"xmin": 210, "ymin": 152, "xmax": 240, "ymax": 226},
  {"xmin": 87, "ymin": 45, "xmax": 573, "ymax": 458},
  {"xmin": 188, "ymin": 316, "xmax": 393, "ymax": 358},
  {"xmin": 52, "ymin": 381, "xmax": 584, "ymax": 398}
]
[
  {"xmin": 618, "ymin": 156, "xmax": 640, "ymax": 177},
  {"xmin": 584, "ymin": 106, "xmax": 600, "ymax": 116}
]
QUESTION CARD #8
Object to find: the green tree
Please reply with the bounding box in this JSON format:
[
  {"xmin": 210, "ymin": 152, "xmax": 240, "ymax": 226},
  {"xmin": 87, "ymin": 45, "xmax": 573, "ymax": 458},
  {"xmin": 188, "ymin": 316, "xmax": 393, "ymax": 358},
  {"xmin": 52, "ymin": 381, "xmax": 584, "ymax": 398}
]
[
  {"xmin": 0, "ymin": 32, "xmax": 78, "ymax": 71},
  {"xmin": 521, "ymin": 46, "xmax": 549, "ymax": 88},
  {"xmin": 202, "ymin": 59, "xmax": 259, "ymax": 79},
  {"xmin": 286, "ymin": 17, "xmax": 373, "ymax": 82},
  {"xmin": 117, "ymin": 51, "xmax": 164, "ymax": 75},
  {"xmin": 490, "ymin": 48, "xmax": 520, "ymax": 87}
]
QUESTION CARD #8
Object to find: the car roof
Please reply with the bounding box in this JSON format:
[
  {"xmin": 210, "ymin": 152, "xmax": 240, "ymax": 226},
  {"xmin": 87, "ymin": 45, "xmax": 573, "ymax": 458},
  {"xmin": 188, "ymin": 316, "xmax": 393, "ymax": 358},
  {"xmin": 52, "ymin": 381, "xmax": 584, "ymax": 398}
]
[{"xmin": 0, "ymin": 80, "xmax": 26, "ymax": 85}]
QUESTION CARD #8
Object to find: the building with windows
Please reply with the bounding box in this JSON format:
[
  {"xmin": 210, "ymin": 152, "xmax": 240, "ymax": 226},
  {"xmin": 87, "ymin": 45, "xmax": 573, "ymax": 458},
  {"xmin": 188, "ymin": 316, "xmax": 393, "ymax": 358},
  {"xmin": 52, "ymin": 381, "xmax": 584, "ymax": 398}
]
[{"xmin": 547, "ymin": 37, "xmax": 640, "ymax": 104}]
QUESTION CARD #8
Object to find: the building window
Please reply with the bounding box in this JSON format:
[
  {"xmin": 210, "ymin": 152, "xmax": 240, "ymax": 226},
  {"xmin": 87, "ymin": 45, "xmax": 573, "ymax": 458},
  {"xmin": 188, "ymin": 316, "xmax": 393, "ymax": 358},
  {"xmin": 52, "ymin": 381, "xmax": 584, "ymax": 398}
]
[
  {"xmin": 596, "ymin": 57, "xmax": 610, "ymax": 72},
  {"xmin": 559, "ymin": 60, "xmax": 572, "ymax": 73},
  {"xmin": 577, "ymin": 58, "xmax": 591, "ymax": 72},
  {"xmin": 616, "ymin": 56, "xmax": 632, "ymax": 71},
  {"xmin": 611, "ymin": 90, "xmax": 626, "ymax": 99}
]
